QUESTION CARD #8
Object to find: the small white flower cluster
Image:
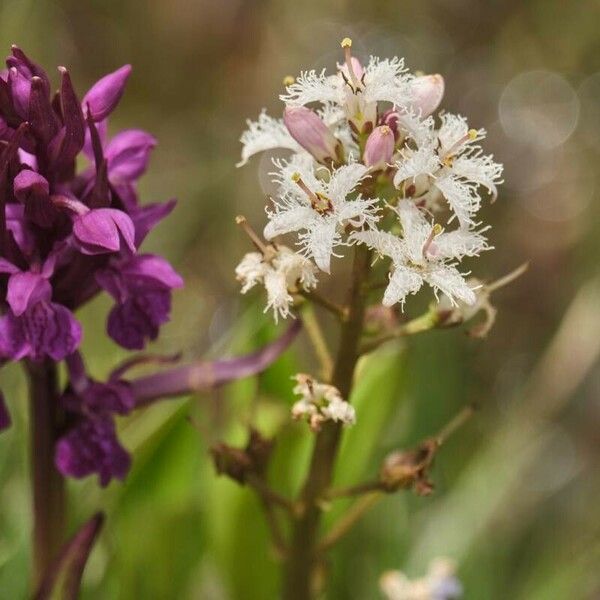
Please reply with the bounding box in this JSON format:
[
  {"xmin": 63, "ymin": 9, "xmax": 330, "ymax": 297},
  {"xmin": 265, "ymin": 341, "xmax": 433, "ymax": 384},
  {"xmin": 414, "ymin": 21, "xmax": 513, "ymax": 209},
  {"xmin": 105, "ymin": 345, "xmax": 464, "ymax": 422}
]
[
  {"xmin": 237, "ymin": 37, "xmax": 502, "ymax": 316},
  {"xmin": 291, "ymin": 374, "xmax": 355, "ymax": 431},
  {"xmin": 235, "ymin": 244, "xmax": 317, "ymax": 322},
  {"xmin": 380, "ymin": 558, "xmax": 463, "ymax": 600}
]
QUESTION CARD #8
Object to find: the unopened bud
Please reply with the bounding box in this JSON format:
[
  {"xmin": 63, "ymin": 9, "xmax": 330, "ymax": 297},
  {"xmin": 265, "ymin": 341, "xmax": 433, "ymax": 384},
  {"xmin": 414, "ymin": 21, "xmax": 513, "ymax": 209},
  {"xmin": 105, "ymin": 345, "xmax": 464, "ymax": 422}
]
[
  {"xmin": 283, "ymin": 106, "xmax": 341, "ymax": 164},
  {"xmin": 408, "ymin": 74, "xmax": 445, "ymax": 118},
  {"xmin": 363, "ymin": 125, "xmax": 395, "ymax": 169},
  {"xmin": 379, "ymin": 439, "xmax": 437, "ymax": 495}
]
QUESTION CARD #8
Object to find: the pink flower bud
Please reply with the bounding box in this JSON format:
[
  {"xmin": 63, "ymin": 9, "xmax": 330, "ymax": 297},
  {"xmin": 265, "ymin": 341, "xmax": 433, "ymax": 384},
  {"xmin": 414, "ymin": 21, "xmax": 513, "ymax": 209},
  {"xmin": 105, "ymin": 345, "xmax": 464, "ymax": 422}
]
[
  {"xmin": 283, "ymin": 106, "xmax": 340, "ymax": 164},
  {"xmin": 363, "ymin": 125, "xmax": 395, "ymax": 169},
  {"xmin": 409, "ymin": 74, "xmax": 445, "ymax": 118}
]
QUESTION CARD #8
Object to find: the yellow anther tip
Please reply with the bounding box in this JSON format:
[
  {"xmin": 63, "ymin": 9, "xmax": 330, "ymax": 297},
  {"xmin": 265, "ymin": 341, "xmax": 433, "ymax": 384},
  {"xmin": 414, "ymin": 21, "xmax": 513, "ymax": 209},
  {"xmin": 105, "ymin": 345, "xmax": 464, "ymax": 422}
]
[
  {"xmin": 380, "ymin": 125, "xmax": 392, "ymax": 135},
  {"xmin": 341, "ymin": 37, "xmax": 352, "ymax": 48},
  {"xmin": 291, "ymin": 172, "xmax": 301, "ymax": 182},
  {"xmin": 433, "ymin": 223, "xmax": 443, "ymax": 235},
  {"xmin": 468, "ymin": 129, "xmax": 478, "ymax": 140},
  {"xmin": 282, "ymin": 75, "xmax": 295, "ymax": 86}
]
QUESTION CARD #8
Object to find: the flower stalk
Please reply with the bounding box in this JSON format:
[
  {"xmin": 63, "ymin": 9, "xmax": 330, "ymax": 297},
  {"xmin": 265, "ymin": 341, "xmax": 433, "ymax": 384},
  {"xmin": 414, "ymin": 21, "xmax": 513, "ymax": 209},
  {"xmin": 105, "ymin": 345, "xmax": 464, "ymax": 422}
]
[
  {"xmin": 26, "ymin": 359, "xmax": 66, "ymax": 588},
  {"xmin": 283, "ymin": 245, "xmax": 371, "ymax": 600}
]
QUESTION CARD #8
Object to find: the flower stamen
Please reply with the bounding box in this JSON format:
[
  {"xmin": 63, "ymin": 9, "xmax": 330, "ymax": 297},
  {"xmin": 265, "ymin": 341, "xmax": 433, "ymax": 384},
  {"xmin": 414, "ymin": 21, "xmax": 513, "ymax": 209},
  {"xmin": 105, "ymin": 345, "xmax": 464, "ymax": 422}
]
[
  {"xmin": 291, "ymin": 172, "xmax": 333, "ymax": 215},
  {"xmin": 422, "ymin": 223, "xmax": 443, "ymax": 258},
  {"xmin": 340, "ymin": 37, "xmax": 362, "ymax": 91},
  {"xmin": 441, "ymin": 128, "xmax": 479, "ymax": 164}
]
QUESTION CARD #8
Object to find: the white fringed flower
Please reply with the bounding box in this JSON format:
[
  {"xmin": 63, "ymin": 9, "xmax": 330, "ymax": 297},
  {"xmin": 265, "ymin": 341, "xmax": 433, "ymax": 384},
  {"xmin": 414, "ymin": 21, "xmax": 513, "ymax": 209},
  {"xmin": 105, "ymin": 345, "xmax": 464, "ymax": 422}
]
[
  {"xmin": 351, "ymin": 200, "xmax": 490, "ymax": 307},
  {"xmin": 380, "ymin": 558, "xmax": 462, "ymax": 600},
  {"xmin": 237, "ymin": 110, "xmax": 304, "ymax": 167},
  {"xmin": 393, "ymin": 113, "xmax": 503, "ymax": 227},
  {"xmin": 281, "ymin": 38, "xmax": 414, "ymax": 133},
  {"xmin": 291, "ymin": 374, "xmax": 355, "ymax": 431},
  {"xmin": 235, "ymin": 245, "xmax": 317, "ymax": 322},
  {"xmin": 265, "ymin": 157, "xmax": 380, "ymax": 273}
]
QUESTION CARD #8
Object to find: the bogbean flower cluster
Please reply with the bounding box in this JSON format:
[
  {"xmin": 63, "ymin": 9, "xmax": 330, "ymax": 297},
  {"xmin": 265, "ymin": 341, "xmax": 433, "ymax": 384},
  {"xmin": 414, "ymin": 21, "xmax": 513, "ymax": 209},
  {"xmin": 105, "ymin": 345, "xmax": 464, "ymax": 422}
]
[
  {"xmin": 380, "ymin": 558, "xmax": 463, "ymax": 600},
  {"xmin": 237, "ymin": 37, "xmax": 502, "ymax": 318},
  {"xmin": 0, "ymin": 46, "xmax": 182, "ymax": 484},
  {"xmin": 291, "ymin": 373, "xmax": 355, "ymax": 431}
]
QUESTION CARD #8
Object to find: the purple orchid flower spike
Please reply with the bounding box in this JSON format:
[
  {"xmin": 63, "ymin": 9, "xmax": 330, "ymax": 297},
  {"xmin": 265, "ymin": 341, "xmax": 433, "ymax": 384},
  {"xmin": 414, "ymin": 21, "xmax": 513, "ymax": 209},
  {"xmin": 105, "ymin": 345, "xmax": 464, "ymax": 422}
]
[
  {"xmin": 0, "ymin": 46, "xmax": 307, "ymax": 584},
  {"xmin": 82, "ymin": 64, "xmax": 131, "ymax": 122},
  {"xmin": 0, "ymin": 391, "xmax": 10, "ymax": 431}
]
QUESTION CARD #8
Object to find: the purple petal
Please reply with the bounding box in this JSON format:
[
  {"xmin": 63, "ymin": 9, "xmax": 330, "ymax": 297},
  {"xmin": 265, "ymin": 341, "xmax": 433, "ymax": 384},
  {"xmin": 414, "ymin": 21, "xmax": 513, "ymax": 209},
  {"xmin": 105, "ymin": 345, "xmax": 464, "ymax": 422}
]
[
  {"xmin": 73, "ymin": 208, "xmax": 135, "ymax": 255},
  {"xmin": 82, "ymin": 119, "xmax": 108, "ymax": 161},
  {"xmin": 106, "ymin": 291, "xmax": 170, "ymax": 350},
  {"xmin": 0, "ymin": 391, "xmax": 11, "ymax": 431},
  {"xmin": 8, "ymin": 66, "xmax": 31, "ymax": 118},
  {"xmin": 84, "ymin": 380, "xmax": 134, "ymax": 415},
  {"xmin": 21, "ymin": 302, "xmax": 82, "ymax": 361},
  {"xmin": 82, "ymin": 65, "xmax": 131, "ymax": 122},
  {"xmin": 5, "ymin": 203, "xmax": 35, "ymax": 257},
  {"xmin": 106, "ymin": 129, "xmax": 156, "ymax": 182},
  {"xmin": 121, "ymin": 254, "xmax": 183, "ymax": 290},
  {"xmin": 14, "ymin": 169, "xmax": 49, "ymax": 197},
  {"xmin": 14, "ymin": 169, "xmax": 58, "ymax": 227},
  {"xmin": 28, "ymin": 76, "xmax": 60, "ymax": 145},
  {"xmin": 55, "ymin": 417, "xmax": 130, "ymax": 486},
  {"xmin": 131, "ymin": 199, "xmax": 177, "ymax": 246},
  {"xmin": 50, "ymin": 68, "xmax": 85, "ymax": 175},
  {"xmin": 9, "ymin": 45, "xmax": 51, "ymax": 97},
  {"xmin": 0, "ymin": 313, "xmax": 29, "ymax": 360},
  {"xmin": 0, "ymin": 257, "xmax": 19, "ymax": 274},
  {"xmin": 7, "ymin": 271, "xmax": 51, "ymax": 315},
  {"xmin": 34, "ymin": 513, "xmax": 104, "ymax": 600}
]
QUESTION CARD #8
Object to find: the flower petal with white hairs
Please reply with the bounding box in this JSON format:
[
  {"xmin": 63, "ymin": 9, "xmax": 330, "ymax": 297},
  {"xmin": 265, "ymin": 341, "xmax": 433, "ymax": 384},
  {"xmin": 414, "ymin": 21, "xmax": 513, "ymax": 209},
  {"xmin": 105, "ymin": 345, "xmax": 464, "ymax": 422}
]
[
  {"xmin": 238, "ymin": 110, "xmax": 303, "ymax": 167},
  {"xmin": 351, "ymin": 200, "xmax": 487, "ymax": 307},
  {"xmin": 280, "ymin": 70, "xmax": 344, "ymax": 107},
  {"xmin": 265, "ymin": 158, "xmax": 380, "ymax": 272},
  {"xmin": 235, "ymin": 245, "xmax": 317, "ymax": 322},
  {"xmin": 363, "ymin": 56, "xmax": 413, "ymax": 107}
]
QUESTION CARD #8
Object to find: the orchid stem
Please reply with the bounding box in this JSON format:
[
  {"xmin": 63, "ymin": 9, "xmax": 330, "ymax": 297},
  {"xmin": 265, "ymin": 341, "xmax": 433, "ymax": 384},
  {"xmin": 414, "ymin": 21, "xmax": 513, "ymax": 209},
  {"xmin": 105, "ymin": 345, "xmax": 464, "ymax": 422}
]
[{"xmin": 25, "ymin": 359, "xmax": 67, "ymax": 589}]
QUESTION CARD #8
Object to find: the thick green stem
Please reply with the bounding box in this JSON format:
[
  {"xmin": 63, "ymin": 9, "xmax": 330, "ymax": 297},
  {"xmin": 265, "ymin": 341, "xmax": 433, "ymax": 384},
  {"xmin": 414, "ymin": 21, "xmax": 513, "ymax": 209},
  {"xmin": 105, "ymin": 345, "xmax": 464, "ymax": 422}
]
[
  {"xmin": 26, "ymin": 360, "xmax": 67, "ymax": 588},
  {"xmin": 282, "ymin": 246, "xmax": 371, "ymax": 600}
]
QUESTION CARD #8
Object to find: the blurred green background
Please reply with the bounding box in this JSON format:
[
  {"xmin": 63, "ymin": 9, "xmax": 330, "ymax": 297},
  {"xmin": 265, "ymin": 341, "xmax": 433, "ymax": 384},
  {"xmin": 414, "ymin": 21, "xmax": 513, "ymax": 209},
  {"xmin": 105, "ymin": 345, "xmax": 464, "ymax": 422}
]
[{"xmin": 0, "ymin": 0, "xmax": 599, "ymax": 598}]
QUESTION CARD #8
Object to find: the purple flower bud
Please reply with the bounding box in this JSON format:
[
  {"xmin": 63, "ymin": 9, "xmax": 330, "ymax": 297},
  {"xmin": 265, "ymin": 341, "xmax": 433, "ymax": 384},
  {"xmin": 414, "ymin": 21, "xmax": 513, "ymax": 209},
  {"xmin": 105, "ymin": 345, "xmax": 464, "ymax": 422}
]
[
  {"xmin": 409, "ymin": 74, "xmax": 445, "ymax": 118},
  {"xmin": 283, "ymin": 106, "xmax": 340, "ymax": 164},
  {"xmin": 55, "ymin": 416, "xmax": 131, "ymax": 486},
  {"xmin": 8, "ymin": 66, "xmax": 30, "ymax": 118},
  {"xmin": 73, "ymin": 208, "xmax": 136, "ymax": 255},
  {"xmin": 0, "ymin": 391, "xmax": 10, "ymax": 432},
  {"xmin": 82, "ymin": 64, "xmax": 131, "ymax": 122},
  {"xmin": 363, "ymin": 125, "xmax": 395, "ymax": 169},
  {"xmin": 6, "ymin": 271, "xmax": 51, "ymax": 315},
  {"xmin": 13, "ymin": 169, "xmax": 59, "ymax": 227}
]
